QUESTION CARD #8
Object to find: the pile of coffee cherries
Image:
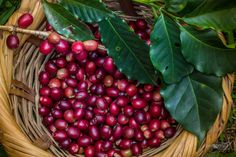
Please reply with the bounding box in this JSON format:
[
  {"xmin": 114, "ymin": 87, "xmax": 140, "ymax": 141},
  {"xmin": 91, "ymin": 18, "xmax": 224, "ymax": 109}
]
[{"xmin": 38, "ymin": 20, "xmax": 177, "ymax": 157}]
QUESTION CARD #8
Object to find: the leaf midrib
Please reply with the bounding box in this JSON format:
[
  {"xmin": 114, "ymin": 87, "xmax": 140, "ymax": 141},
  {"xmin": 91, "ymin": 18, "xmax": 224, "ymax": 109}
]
[
  {"xmin": 161, "ymin": 14, "xmax": 176, "ymax": 80},
  {"xmin": 44, "ymin": 2, "xmax": 92, "ymax": 38},
  {"xmin": 107, "ymin": 19, "xmax": 156, "ymax": 84},
  {"xmin": 187, "ymin": 77, "xmax": 202, "ymax": 132},
  {"xmin": 181, "ymin": 27, "xmax": 235, "ymax": 52}
]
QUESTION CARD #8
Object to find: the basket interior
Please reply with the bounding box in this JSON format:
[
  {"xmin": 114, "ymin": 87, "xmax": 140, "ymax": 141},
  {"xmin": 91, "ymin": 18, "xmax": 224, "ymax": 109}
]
[{"xmin": 7, "ymin": 1, "xmax": 183, "ymax": 156}]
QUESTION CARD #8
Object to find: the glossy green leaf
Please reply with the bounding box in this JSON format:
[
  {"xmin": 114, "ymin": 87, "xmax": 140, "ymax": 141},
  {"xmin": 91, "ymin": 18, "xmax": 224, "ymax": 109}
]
[
  {"xmin": 183, "ymin": 0, "xmax": 236, "ymax": 31},
  {"xmin": 164, "ymin": 0, "xmax": 188, "ymax": 13},
  {"xmin": 59, "ymin": 0, "xmax": 114, "ymax": 23},
  {"xmin": 180, "ymin": 26, "xmax": 236, "ymax": 76},
  {"xmin": 178, "ymin": 0, "xmax": 204, "ymax": 16},
  {"xmin": 0, "ymin": 0, "xmax": 20, "ymax": 25},
  {"xmin": 161, "ymin": 71, "xmax": 223, "ymax": 141},
  {"xmin": 99, "ymin": 18, "xmax": 158, "ymax": 85},
  {"xmin": 150, "ymin": 13, "xmax": 193, "ymax": 84},
  {"xmin": 0, "ymin": 6, "xmax": 15, "ymax": 24},
  {"xmin": 42, "ymin": 0, "xmax": 94, "ymax": 41}
]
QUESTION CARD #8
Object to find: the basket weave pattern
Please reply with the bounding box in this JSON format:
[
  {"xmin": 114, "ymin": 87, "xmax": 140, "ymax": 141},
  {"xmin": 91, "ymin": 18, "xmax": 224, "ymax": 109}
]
[{"xmin": 0, "ymin": 0, "xmax": 234, "ymax": 157}]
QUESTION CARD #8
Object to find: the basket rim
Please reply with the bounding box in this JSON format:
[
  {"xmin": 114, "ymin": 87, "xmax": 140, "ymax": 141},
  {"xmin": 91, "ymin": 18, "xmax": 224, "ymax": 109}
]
[{"xmin": 0, "ymin": 0, "xmax": 234, "ymax": 157}]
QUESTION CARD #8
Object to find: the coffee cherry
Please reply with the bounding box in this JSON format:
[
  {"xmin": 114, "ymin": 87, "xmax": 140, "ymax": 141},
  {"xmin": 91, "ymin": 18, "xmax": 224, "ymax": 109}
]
[
  {"xmin": 149, "ymin": 119, "xmax": 161, "ymax": 132},
  {"xmin": 123, "ymin": 126, "xmax": 135, "ymax": 139},
  {"xmin": 18, "ymin": 13, "xmax": 33, "ymax": 28},
  {"xmin": 77, "ymin": 119, "xmax": 89, "ymax": 130},
  {"xmin": 46, "ymin": 22, "xmax": 53, "ymax": 31},
  {"xmin": 103, "ymin": 57, "xmax": 115, "ymax": 73},
  {"xmin": 118, "ymin": 114, "xmax": 129, "ymax": 125},
  {"xmin": 59, "ymin": 138, "xmax": 71, "ymax": 149},
  {"xmin": 132, "ymin": 98, "xmax": 147, "ymax": 109},
  {"xmin": 148, "ymin": 137, "xmax": 161, "ymax": 148},
  {"xmin": 72, "ymin": 41, "xmax": 84, "ymax": 54},
  {"xmin": 117, "ymin": 79, "xmax": 128, "ymax": 92},
  {"xmin": 39, "ymin": 71, "xmax": 50, "ymax": 85},
  {"xmin": 39, "ymin": 40, "xmax": 54, "ymax": 55},
  {"xmin": 48, "ymin": 32, "xmax": 61, "ymax": 44},
  {"xmin": 119, "ymin": 139, "xmax": 132, "ymax": 149},
  {"xmin": 56, "ymin": 69, "xmax": 69, "ymax": 80},
  {"xmin": 56, "ymin": 57, "xmax": 67, "ymax": 68},
  {"xmin": 103, "ymin": 75, "xmax": 113, "ymax": 87},
  {"xmin": 68, "ymin": 143, "xmax": 79, "ymax": 155},
  {"xmin": 134, "ymin": 110, "xmax": 146, "ymax": 124},
  {"xmin": 160, "ymin": 120, "xmax": 171, "ymax": 130},
  {"xmin": 83, "ymin": 40, "xmax": 98, "ymax": 51},
  {"xmin": 155, "ymin": 130, "xmax": 165, "ymax": 140},
  {"xmin": 109, "ymin": 103, "xmax": 120, "ymax": 116},
  {"xmin": 129, "ymin": 21, "xmax": 137, "ymax": 31},
  {"xmin": 55, "ymin": 40, "xmax": 69, "ymax": 53},
  {"xmin": 126, "ymin": 84, "xmax": 137, "ymax": 96},
  {"xmin": 55, "ymin": 119, "xmax": 68, "ymax": 130},
  {"xmin": 45, "ymin": 61, "xmax": 57, "ymax": 75},
  {"xmin": 84, "ymin": 146, "xmax": 95, "ymax": 157},
  {"xmin": 102, "ymin": 140, "xmax": 113, "ymax": 152},
  {"xmin": 50, "ymin": 88, "xmax": 63, "ymax": 101},
  {"xmin": 59, "ymin": 100, "xmax": 72, "ymax": 110},
  {"xmin": 64, "ymin": 110, "xmax": 75, "ymax": 123},
  {"xmin": 6, "ymin": 34, "xmax": 19, "ymax": 49},
  {"xmin": 39, "ymin": 96, "xmax": 52, "ymax": 107},
  {"xmin": 53, "ymin": 130, "xmax": 68, "ymax": 142},
  {"xmin": 67, "ymin": 126, "xmax": 80, "ymax": 139},
  {"xmin": 39, "ymin": 87, "xmax": 51, "ymax": 96},
  {"xmin": 89, "ymin": 125, "xmax": 100, "ymax": 140},
  {"xmin": 52, "ymin": 109, "xmax": 63, "ymax": 119},
  {"xmin": 134, "ymin": 129, "xmax": 144, "ymax": 141},
  {"xmin": 136, "ymin": 19, "xmax": 147, "ymax": 30},
  {"xmin": 38, "ymin": 106, "xmax": 50, "ymax": 117},
  {"xmin": 49, "ymin": 78, "xmax": 61, "ymax": 88},
  {"xmin": 164, "ymin": 127, "xmax": 176, "ymax": 138},
  {"xmin": 131, "ymin": 144, "xmax": 142, "ymax": 156},
  {"xmin": 100, "ymin": 125, "xmax": 112, "ymax": 140},
  {"xmin": 106, "ymin": 114, "xmax": 117, "ymax": 126},
  {"xmin": 78, "ymin": 135, "xmax": 92, "ymax": 147},
  {"xmin": 149, "ymin": 105, "xmax": 161, "ymax": 118}
]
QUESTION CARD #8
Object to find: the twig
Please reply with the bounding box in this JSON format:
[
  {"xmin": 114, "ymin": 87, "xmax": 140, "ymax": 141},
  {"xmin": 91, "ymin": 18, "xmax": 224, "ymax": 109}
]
[{"xmin": 0, "ymin": 25, "xmax": 106, "ymax": 50}]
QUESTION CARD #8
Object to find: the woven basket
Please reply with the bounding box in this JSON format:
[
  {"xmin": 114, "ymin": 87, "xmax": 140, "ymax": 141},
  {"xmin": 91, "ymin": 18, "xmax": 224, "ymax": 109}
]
[{"xmin": 0, "ymin": 0, "xmax": 234, "ymax": 157}]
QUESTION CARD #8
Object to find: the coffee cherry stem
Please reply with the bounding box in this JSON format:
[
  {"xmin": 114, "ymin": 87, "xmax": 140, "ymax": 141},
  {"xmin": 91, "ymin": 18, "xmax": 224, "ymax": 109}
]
[{"xmin": 0, "ymin": 25, "xmax": 106, "ymax": 50}]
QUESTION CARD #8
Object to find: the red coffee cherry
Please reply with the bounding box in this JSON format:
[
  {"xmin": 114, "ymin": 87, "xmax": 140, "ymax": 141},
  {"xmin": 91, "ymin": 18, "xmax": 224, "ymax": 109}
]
[{"xmin": 18, "ymin": 13, "xmax": 33, "ymax": 28}]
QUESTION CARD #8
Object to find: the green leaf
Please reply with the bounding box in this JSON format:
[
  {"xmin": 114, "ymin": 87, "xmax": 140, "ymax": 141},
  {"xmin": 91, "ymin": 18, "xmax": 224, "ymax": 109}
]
[
  {"xmin": 161, "ymin": 71, "xmax": 223, "ymax": 142},
  {"xmin": 0, "ymin": 0, "xmax": 20, "ymax": 25},
  {"xmin": 150, "ymin": 13, "xmax": 193, "ymax": 84},
  {"xmin": 183, "ymin": 0, "xmax": 236, "ymax": 31},
  {"xmin": 180, "ymin": 26, "xmax": 236, "ymax": 76},
  {"xmin": 99, "ymin": 18, "xmax": 158, "ymax": 85},
  {"xmin": 0, "ymin": 6, "xmax": 15, "ymax": 24},
  {"xmin": 164, "ymin": 0, "xmax": 188, "ymax": 13},
  {"xmin": 59, "ymin": 0, "xmax": 114, "ymax": 23},
  {"xmin": 178, "ymin": 0, "xmax": 204, "ymax": 16},
  {"xmin": 42, "ymin": 0, "xmax": 94, "ymax": 41}
]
